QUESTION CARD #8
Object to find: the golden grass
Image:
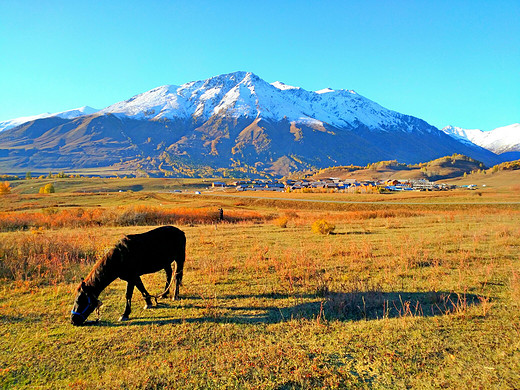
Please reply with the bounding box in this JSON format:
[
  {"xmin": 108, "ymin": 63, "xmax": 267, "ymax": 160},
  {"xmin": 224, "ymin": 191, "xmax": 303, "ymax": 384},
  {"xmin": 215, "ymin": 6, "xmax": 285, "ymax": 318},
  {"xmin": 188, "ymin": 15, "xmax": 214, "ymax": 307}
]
[
  {"xmin": 0, "ymin": 205, "xmax": 268, "ymax": 232},
  {"xmin": 1, "ymin": 187, "xmax": 520, "ymax": 388}
]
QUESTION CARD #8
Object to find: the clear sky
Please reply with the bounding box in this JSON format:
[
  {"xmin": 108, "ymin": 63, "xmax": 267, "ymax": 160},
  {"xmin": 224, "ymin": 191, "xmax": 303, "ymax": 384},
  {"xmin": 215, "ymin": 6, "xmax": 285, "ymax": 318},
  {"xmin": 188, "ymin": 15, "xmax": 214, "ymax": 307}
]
[{"xmin": 0, "ymin": 0, "xmax": 518, "ymax": 131}]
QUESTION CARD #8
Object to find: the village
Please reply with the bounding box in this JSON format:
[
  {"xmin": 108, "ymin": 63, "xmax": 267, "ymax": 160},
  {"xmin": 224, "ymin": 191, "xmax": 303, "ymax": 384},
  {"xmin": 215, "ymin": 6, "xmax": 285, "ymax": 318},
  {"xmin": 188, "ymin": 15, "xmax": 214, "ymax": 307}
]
[{"xmin": 211, "ymin": 178, "xmax": 478, "ymax": 193}]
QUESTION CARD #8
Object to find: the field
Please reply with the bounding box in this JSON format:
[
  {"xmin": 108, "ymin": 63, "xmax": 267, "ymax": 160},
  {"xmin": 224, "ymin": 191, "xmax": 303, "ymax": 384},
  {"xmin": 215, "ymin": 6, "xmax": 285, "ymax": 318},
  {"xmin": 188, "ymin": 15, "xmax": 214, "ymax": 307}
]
[{"xmin": 1, "ymin": 175, "xmax": 520, "ymax": 389}]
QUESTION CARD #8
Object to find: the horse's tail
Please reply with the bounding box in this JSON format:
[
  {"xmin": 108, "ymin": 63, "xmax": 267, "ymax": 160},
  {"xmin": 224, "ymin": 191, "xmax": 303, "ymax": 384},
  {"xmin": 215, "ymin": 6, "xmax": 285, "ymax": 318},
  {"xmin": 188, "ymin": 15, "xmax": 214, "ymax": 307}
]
[{"xmin": 175, "ymin": 232, "xmax": 186, "ymax": 287}]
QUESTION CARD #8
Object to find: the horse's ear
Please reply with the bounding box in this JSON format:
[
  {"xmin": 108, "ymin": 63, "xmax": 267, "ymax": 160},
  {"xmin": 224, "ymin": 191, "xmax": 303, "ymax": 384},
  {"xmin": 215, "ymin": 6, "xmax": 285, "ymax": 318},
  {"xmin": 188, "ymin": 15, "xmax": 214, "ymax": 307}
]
[{"xmin": 117, "ymin": 239, "xmax": 129, "ymax": 262}]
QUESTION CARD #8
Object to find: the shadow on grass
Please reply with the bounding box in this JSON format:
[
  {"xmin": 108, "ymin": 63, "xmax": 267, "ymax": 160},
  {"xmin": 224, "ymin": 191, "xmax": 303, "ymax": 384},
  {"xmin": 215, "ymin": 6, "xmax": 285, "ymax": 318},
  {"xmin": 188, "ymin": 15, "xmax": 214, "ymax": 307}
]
[
  {"xmin": 93, "ymin": 290, "xmax": 484, "ymax": 327},
  {"xmin": 330, "ymin": 231, "xmax": 372, "ymax": 235},
  {"xmin": 1, "ymin": 314, "xmax": 41, "ymax": 324}
]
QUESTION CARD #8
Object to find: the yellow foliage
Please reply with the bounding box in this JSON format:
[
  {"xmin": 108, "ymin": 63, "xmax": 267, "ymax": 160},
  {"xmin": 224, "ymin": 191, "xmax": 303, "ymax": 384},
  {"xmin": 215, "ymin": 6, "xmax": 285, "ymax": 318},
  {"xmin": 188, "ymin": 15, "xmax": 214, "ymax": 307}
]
[
  {"xmin": 311, "ymin": 219, "xmax": 335, "ymax": 235},
  {"xmin": 39, "ymin": 183, "xmax": 55, "ymax": 194},
  {"xmin": 274, "ymin": 216, "xmax": 289, "ymax": 228},
  {"xmin": 0, "ymin": 181, "xmax": 11, "ymax": 195}
]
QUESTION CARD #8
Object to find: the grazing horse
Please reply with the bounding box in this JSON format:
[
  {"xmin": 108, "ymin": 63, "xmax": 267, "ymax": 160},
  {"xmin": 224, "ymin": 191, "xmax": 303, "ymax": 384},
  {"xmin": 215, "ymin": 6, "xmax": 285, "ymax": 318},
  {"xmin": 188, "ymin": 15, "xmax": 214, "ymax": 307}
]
[{"xmin": 71, "ymin": 226, "xmax": 186, "ymax": 325}]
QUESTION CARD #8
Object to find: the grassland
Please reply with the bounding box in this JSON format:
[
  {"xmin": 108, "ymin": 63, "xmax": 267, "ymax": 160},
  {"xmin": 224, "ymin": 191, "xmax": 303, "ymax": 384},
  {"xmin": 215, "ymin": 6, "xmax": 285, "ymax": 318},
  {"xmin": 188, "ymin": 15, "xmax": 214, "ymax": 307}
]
[{"xmin": 1, "ymin": 176, "xmax": 520, "ymax": 389}]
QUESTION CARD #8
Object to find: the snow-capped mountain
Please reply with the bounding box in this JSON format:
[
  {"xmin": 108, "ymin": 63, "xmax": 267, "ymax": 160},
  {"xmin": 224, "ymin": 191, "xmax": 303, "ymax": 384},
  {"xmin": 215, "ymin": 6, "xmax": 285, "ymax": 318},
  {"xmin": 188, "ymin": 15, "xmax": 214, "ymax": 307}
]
[
  {"xmin": 442, "ymin": 124, "xmax": 520, "ymax": 154},
  {"xmin": 101, "ymin": 71, "xmax": 421, "ymax": 132},
  {"xmin": 0, "ymin": 72, "xmax": 505, "ymax": 176},
  {"xmin": 53, "ymin": 106, "xmax": 99, "ymax": 120},
  {"xmin": 0, "ymin": 106, "xmax": 98, "ymax": 132}
]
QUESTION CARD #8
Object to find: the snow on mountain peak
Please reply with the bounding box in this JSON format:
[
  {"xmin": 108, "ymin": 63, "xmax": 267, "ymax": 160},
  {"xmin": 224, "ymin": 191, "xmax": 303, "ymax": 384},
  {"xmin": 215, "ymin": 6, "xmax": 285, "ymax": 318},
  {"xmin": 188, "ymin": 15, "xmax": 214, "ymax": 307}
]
[
  {"xmin": 315, "ymin": 88, "xmax": 335, "ymax": 94},
  {"xmin": 271, "ymin": 81, "xmax": 300, "ymax": 91},
  {"xmin": 0, "ymin": 106, "xmax": 99, "ymax": 132},
  {"xmin": 442, "ymin": 125, "xmax": 483, "ymax": 143},
  {"xmin": 100, "ymin": 71, "xmax": 407, "ymax": 130},
  {"xmin": 0, "ymin": 72, "xmax": 423, "ymax": 134},
  {"xmin": 55, "ymin": 106, "xmax": 99, "ymax": 119},
  {"xmin": 442, "ymin": 123, "xmax": 520, "ymax": 153}
]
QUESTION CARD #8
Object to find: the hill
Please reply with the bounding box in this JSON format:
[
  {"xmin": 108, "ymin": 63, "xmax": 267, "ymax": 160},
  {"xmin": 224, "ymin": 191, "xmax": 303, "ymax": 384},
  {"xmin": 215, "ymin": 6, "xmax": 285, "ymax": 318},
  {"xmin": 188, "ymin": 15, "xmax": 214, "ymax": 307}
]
[
  {"xmin": 306, "ymin": 154, "xmax": 487, "ymax": 182},
  {"xmin": 442, "ymin": 159, "xmax": 520, "ymax": 189}
]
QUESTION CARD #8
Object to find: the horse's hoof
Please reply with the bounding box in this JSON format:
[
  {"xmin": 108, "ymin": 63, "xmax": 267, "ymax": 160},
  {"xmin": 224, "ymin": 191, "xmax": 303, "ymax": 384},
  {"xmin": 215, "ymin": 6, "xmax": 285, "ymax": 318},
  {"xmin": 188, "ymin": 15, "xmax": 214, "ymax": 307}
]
[
  {"xmin": 143, "ymin": 304, "xmax": 153, "ymax": 309},
  {"xmin": 119, "ymin": 316, "xmax": 129, "ymax": 322}
]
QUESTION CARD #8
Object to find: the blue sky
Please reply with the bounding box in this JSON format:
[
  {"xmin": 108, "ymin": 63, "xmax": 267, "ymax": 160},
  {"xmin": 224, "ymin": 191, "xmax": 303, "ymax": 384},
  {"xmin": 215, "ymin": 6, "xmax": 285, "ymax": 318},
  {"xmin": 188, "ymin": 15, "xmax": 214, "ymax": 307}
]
[{"xmin": 0, "ymin": 0, "xmax": 518, "ymax": 131}]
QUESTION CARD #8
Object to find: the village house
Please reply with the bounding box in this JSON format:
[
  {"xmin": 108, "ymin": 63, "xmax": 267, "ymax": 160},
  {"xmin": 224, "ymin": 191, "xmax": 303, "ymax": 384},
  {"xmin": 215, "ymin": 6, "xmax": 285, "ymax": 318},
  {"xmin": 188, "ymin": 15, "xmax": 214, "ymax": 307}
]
[
  {"xmin": 265, "ymin": 182, "xmax": 285, "ymax": 191},
  {"xmin": 227, "ymin": 175, "xmax": 463, "ymax": 193}
]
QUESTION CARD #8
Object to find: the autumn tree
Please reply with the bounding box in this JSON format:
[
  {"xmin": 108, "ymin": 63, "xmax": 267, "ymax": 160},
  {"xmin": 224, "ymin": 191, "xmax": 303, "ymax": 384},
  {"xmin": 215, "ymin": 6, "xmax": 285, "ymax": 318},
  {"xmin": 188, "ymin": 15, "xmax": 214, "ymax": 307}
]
[
  {"xmin": 0, "ymin": 181, "xmax": 11, "ymax": 195},
  {"xmin": 39, "ymin": 183, "xmax": 55, "ymax": 194}
]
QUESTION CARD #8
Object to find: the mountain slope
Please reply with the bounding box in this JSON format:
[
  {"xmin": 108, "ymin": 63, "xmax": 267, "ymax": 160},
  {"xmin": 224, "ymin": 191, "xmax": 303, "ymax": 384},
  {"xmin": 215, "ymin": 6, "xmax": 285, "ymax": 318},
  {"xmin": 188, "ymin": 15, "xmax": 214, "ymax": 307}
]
[{"xmin": 0, "ymin": 72, "xmax": 503, "ymax": 176}]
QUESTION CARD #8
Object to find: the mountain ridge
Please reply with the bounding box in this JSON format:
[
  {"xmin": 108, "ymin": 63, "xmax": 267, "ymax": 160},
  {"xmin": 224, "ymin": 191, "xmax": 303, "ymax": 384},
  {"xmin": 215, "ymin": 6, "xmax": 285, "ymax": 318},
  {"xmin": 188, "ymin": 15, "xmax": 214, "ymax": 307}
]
[{"xmin": 99, "ymin": 71, "xmax": 419, "ymax": 132}]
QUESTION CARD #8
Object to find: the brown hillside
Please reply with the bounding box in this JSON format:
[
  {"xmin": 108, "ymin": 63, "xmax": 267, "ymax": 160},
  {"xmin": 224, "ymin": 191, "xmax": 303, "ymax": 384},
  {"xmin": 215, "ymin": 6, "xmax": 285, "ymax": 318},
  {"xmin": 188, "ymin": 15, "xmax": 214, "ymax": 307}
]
[{"xmin": 308, "ymin": 154, "xmax": 485, "ymax": 181}]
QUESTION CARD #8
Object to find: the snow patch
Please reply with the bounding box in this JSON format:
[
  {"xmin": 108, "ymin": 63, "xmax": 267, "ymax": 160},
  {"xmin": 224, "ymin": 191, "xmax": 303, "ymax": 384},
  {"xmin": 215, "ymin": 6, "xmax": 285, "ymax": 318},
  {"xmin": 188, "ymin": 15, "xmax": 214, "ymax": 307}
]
[
  {"xmin": 0, "ymin": 106, "xmax": 99, "ymax": 132},
  {"xmin": 315, "ymin": 88, "xmax": 335, "ymax": 94},
  {"xmin": 271, "ymin": 81, "xmax": 300, "ymax": 91}
]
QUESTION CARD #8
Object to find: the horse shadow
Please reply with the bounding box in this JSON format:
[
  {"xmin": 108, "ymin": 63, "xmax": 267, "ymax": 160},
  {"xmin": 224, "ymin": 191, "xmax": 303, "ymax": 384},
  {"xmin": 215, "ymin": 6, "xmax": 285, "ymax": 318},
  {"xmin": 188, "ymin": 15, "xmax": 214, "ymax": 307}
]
[{"xmin": 94, "ymin": 290, "xmax": 485, "ymax": 327}]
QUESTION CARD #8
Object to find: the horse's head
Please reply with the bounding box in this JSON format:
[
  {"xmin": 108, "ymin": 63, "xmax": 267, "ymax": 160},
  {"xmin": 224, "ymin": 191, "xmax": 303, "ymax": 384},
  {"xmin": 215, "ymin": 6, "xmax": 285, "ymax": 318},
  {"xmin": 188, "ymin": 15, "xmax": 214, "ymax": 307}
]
[{"xmin": 70, "ymin": 281, "xmax": 102, "ymax": 326}]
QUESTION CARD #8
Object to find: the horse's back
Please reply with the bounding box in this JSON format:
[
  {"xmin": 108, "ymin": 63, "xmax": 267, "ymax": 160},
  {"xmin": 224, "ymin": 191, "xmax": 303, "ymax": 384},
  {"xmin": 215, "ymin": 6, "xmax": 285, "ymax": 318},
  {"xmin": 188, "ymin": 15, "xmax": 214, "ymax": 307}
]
[
  {"xmin": 127, "ymin": 225, "xmax": 185, "ymax": 242},
  {"xmin": 121, "ymin": 226, "xmax": 185, "ymax": 276}
]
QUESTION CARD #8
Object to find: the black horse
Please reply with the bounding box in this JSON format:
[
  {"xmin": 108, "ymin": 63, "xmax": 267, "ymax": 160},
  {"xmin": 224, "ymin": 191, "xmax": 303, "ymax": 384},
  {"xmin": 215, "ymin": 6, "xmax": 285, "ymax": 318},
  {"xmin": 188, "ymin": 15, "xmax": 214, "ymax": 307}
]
[{"xmin": 71, "ymin": 226, "xmax": 186, "ymax": 325}]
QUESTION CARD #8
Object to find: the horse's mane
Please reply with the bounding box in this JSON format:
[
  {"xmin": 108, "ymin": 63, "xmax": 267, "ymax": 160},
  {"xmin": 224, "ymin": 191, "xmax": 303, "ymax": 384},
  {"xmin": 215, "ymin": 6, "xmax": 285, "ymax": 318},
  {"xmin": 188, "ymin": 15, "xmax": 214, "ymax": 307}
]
[
  {"xmin": 80, "ymin": 237, "xmax": 129, "ymax": 290},
  {"xmin": 82, "ymin": 253, "xmax": 111, "ymax": 288}
]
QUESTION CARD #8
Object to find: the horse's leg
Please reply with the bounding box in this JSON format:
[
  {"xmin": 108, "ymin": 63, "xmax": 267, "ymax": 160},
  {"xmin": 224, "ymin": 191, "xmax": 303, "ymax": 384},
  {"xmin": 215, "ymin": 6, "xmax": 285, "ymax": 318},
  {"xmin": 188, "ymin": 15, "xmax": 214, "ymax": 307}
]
[
  {"xmin": 134, "ymin": 276, "xmax": 153, "ymax": 309},
  {"xmin": 173, "ymin": 257, "xmax": 184, "ymax": 301},
  {"xmin": 161, "ymin": 265, "xmax": 173, "ymax": 299},
  {"xmin": 119, "ymin": 282, "xmax": 134, "ymax": 321}
]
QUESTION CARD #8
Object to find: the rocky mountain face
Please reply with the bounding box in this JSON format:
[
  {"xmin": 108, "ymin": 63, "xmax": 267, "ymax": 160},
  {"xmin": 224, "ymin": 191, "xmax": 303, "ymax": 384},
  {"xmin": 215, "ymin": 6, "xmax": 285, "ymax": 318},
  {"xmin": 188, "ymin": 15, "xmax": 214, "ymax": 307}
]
[{"xmin": 0, "ymin": 72, "xmax": 505, "ymax": 176}]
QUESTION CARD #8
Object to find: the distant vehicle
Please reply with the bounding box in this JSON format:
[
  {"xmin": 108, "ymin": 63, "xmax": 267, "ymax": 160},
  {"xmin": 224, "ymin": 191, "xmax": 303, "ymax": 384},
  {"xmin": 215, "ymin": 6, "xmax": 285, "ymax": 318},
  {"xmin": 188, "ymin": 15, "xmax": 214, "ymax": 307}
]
[{"xmin": 194, "ymin": 191, "xmax": 201, "ymax": 194}]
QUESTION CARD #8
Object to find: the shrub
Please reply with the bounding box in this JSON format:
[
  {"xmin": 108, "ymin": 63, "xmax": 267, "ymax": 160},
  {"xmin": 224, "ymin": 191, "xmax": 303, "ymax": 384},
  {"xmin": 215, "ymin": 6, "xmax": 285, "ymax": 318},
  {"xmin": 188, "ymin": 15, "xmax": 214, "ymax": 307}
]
[
  {"xmin": 274, "ymin": 216, "xmax": 289, "ymax": 228},
  {"xmin": 311, "ymin": 219, "xmax": 335, "ymax": 235}
]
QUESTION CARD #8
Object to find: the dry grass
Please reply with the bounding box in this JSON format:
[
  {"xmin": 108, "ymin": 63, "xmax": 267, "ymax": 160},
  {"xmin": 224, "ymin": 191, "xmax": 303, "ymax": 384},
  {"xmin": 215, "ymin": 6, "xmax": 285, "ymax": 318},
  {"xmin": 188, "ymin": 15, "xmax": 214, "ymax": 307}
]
[
  {"xmin": 0, "ymin": 229, "xmax": 111, "ymax": 283},
  {"xmin": 0, "ymin": 205, "xmax": 268, "ymax": 232}
]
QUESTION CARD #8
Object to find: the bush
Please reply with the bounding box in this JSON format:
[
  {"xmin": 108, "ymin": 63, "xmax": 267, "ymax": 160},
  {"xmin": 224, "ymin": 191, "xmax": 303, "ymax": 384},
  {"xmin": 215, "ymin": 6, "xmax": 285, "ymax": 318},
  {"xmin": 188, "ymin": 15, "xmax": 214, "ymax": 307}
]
[
  {"xmin": 274, "ymin": 216, "xmax": 289, "ymax": 228},
  {"xmin": 311, "ymin": 219, "xmax": 335, "ymax": 235}
]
